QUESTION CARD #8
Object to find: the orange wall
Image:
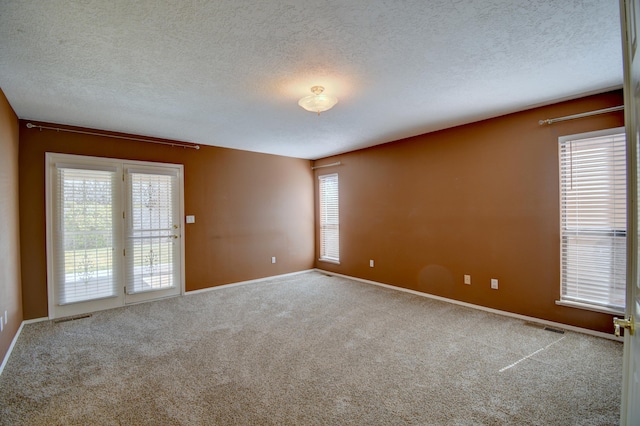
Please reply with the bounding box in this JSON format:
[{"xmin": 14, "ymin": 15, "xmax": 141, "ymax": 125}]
[
  {"xmin": 313, "ymin": 90, "xmax": 624, "ymax": 333},
  {"xmin": 19, "ymin": 123, "xmax": 315, "ymax": 319},
  {"xmin": 0, "ymin": 89, "xmax": 23, "ymax": 364}
]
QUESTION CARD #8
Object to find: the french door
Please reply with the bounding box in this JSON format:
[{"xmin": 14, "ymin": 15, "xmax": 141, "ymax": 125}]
[
  {"xmin": 46, "ymin": 153, "xmax": 184, "ymax": 319},
  {"xmin": 619, "ymin": 1, "xmax": 640, "ymax": 424},
  {"xmin": 124, "ymin": 165, "xmax": 181, "ymax": 304}
]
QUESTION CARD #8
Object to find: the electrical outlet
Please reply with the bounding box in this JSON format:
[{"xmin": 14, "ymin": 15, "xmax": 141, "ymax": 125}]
[
  {"xmin": 464, "ymin": 275, "xmax": 471, "ymax": 285},
  {"xmin": 271, "ymin": 256, "xmax": 276, "ymax": 264},
  {"xmin": 491, "ymin": 279, "xmax": 499, "ymax": 289},
  {"xmin": 370, "ymin": 259, "xmax": 374, "ymax": 268}
]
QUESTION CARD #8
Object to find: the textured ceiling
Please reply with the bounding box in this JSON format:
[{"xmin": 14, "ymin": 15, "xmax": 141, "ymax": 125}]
[{"xmin": 0, "ymin": 1, "xmax": 623, "ymax": 159}]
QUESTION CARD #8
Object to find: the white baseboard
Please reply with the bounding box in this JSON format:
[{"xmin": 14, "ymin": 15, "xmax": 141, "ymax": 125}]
[
  {"xmin": 0, "ymin": 317, "xmax": 49, "ymax": 377},
  {"xmin": 185, "ymin": 269, "xmax": 315, "ymax": 295},
  {"xmin": 0, "ymin": 323, "xmax": 23, "ymax": 376},
  {"xmin": 316, "ymin": 269, "xmax": 622, "ymax": 342}
]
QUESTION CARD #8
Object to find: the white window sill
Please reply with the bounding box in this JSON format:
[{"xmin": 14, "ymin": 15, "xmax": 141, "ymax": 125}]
[
  {"xmin": 555, "ymin": 300, "xmax": 624, "ymax": 316},
  {"xmin": 318, "ymin": 258, "xmax": 340, "ymax": 265}
]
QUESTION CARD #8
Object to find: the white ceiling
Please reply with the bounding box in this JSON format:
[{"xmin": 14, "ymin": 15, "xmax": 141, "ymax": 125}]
[{"xmin": 0, "ymin": 0, "xmax": 623, "ymax": 160}]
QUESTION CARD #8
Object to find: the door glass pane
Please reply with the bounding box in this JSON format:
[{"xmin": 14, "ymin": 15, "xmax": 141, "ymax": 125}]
[
  {"xmin": 127, "ymin": 171, "xmax": 178, "ymax": 294},
  {"xmin": 57, "ymin": 168, "xmax": 117, "ymax": 304}
]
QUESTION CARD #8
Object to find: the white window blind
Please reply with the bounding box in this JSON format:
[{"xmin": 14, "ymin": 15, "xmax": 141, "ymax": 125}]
[
  {"xmin": 319, "ymin": 173, "xmax": 340, "ymax": 262},
  {"xmin": 53, "ymin": 166, "xmax": 119, "ymax": 305},
  {"xmin": 559, "ymin": 129, "xmax": 626, "ymax": 312}
]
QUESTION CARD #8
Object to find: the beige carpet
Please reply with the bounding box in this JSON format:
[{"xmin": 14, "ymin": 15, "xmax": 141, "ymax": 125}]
[{"xmin": 0, "ymin": 272, "xmax": 623, "ymax": 425}]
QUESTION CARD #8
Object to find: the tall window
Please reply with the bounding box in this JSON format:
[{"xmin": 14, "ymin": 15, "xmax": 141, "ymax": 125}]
[
  {"xmin": 319, "ymin": 173, "xmax": 339, "ymax": 263},
  {"xmin": 559, "ymin": 128, "xmax": 626, "ymax": 313}
]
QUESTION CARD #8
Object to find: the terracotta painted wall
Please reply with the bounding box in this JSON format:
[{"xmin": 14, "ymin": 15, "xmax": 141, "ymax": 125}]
[
  {"xmin": 19, "ymin": 123, "xmax": 315, "ymax": 319},
  {"xmin": 313, "ymin": 90, "xmax": 625, "ymax": 333},
  {"xmin": 0, "ymin": 89, "xmax": 23, "ymax": 364}
]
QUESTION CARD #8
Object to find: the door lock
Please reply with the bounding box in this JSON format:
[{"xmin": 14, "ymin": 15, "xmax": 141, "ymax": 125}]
[{"xmin": 613, "ymin": 315, "xmax": 635, "ymax": 337}]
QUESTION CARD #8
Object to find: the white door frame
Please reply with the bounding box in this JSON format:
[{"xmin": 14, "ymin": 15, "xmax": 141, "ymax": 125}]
[{"xmin": 45, "ymin": 153, "xmax": 185, "ymax": 319}]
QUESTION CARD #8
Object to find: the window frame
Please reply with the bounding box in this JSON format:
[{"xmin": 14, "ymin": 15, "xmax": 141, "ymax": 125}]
[{"xmin": 556, "ymin": 127, "xmax": 627, "ymax": 315}]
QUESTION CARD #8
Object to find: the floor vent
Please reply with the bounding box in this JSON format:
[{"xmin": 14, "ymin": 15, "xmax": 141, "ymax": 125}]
[
  {"xmin": 543, "ymin": 326, "xmax": 565, "ymax": 334},
  {"xmin": 54, "ymin": 314, "xmax": 92, "ymax": 323},
  {"xmin": 524, "ymin": 322, "xmax": 566, "ymax": 334}
]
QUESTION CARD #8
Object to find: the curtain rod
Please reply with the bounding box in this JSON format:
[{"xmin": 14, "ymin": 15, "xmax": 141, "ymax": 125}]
[
  {"xmin": 25, "ymin": 123, "xmax": 200, "ymax": 150},
  {"xmin": 311, "ymin": 161, "xmax": 341, "ymax": 170},
  {"xmin": 538, "ymin": 105, "xmax": 624, "ymax": 125}
]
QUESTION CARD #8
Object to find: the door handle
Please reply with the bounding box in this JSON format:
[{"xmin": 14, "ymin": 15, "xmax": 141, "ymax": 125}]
[{"xmin": 613, "ymin": 315, "xmax": 635, "ymax": 337}]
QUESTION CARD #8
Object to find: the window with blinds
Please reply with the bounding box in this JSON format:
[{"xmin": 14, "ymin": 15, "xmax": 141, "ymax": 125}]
[
  {"xmin": 53, "ymin": 165, "xmax": 119, "ymax": 305},
  {"xmin": 319, "ymin": 173, "xmax": 339, "ymax": 263},
  {"xmin": 559, "ymin": 128, "xmax": 626, "ymax": 313}
]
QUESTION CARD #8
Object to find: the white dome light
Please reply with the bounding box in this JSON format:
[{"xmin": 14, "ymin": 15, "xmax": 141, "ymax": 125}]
[{"xmin": 298, "ymin": 86, "xmax": 338, "ymax": 115}]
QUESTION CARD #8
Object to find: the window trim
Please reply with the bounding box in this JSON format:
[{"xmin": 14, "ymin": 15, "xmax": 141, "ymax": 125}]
[
  {"xmin": 557, "ymin": 127, "xmax": 627, "ymax": 315},
  {"xmin": 318, "ymin": 258, "xmax": 341, "ymax": 265},
  {"xmin": 555, "ymin": 299, "xmax": 624, "ymax": 315},
  {"xmin": 318, "ymin": 173, "xmax": 340, "ymax": 264}
]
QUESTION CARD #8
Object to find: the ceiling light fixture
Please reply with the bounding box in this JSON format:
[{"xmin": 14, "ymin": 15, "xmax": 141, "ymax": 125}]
[{"xmin": 298, "ymin": 86, "xmax": 338, "ymax": 115}]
